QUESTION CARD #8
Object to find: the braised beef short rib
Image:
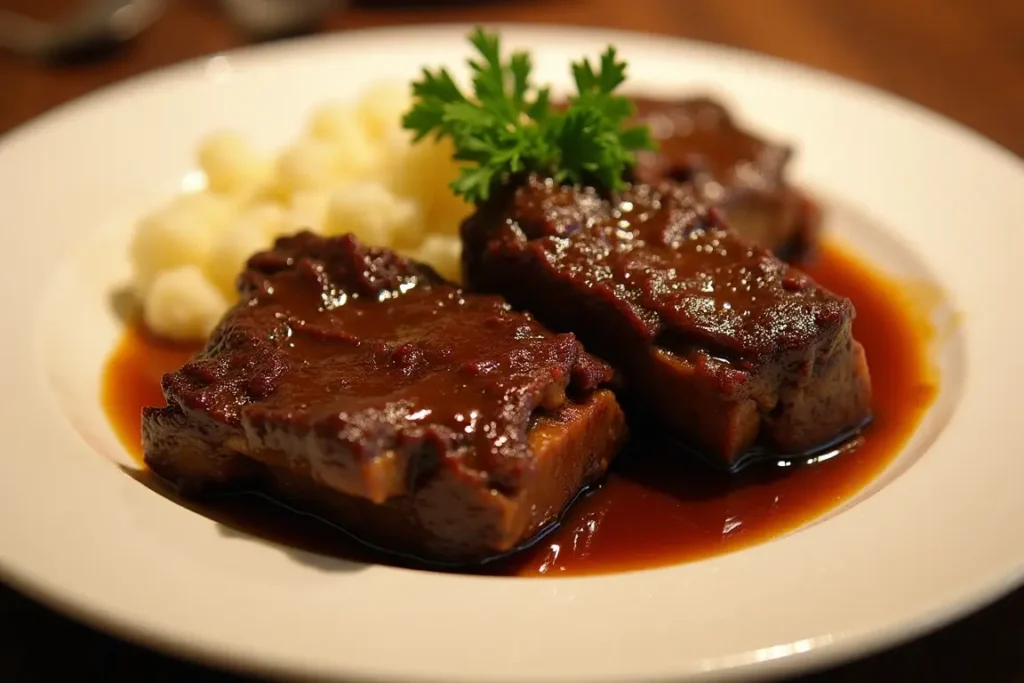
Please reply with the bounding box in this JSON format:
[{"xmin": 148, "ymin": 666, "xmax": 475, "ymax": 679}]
[
  {"xmin": 630, "ymin": 97, "xmax": 820, "ymax": 262},
  {"xmin": 462, "ymin": 176, "xmax": 871, "ymax": 470},
  {"xmin": 143, "ymin": 232, "xmax": 627, "ymax": 563}
]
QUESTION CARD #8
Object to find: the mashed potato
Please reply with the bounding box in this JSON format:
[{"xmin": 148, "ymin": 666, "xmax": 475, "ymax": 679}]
[{"xmin": 129, "ymin": 81, "xmax": 473, "ymax": 341}]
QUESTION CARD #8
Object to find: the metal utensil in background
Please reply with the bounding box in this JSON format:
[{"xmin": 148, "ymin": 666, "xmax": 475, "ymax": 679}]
[
  {"xmin": 217, "ymin": 0, "xmax": 345, "ymax": 42},
  {"xmin": 0, "ymin": 0, "xmax": 165, "ymax": 63}
]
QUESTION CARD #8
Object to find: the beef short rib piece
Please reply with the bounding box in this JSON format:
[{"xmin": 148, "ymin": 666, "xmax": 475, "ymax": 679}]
[
  {"xmin": 143, "ymin": 231, "xmax": 627, "ymax": 564},
  {"xmin": 630, "ymin": 96, "xmax": 820, "ymax": 262},
  {"xmin": 462, "ymin": 176, "xmax": 871, "ymax": 470}
]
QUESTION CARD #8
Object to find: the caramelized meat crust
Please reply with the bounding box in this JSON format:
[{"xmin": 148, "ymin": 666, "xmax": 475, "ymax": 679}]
[
  {"xmin": 462, "ymin": 176, "xmax": 871, "ymax": 469},
  {"xmin": 144, "ymin": 232, "xmax": 626, "ymax": 563},
  {"xmin": 630, "ymin": 96, "xmax": 821, "ymax": 261}
]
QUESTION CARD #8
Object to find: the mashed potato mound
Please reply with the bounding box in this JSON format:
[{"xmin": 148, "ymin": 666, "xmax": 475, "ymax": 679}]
[
  {"xmin": 143, "ymin": 265, "xmax": 229, "ymax": 341},
  {"xmin": 130, "ymin": 81, "xmax": 473, "ymax": 341}
]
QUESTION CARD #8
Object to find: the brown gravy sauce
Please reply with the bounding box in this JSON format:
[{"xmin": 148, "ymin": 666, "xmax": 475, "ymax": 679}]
[{"xmin": 102, "ymin": 241, "xmax": 936, "ymax": 577}]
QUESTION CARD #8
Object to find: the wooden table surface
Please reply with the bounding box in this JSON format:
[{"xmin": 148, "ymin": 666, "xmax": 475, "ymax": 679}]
[{"xmin": 1, "ymin": 0, "xmax": 1021, "ymax": 680}]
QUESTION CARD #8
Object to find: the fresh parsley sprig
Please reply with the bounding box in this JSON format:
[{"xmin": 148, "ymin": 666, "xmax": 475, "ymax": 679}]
[{"xmin": 401, "ymin": 28, "xmax": 656, "ymax": 204}]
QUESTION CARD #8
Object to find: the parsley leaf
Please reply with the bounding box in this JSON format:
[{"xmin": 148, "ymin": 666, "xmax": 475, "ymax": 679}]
[{"xmin": 401, "ymin": 27, "xmax": 656, "ymax": 204}]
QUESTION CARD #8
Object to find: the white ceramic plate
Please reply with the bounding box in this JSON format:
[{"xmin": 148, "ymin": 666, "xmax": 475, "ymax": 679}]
[{"xmin": 0, "ymin": 23, "xmax": 1022, "ymax": 683}]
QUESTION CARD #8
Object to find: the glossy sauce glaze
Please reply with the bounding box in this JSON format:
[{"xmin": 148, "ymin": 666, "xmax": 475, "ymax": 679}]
[
  {"xmin": 631, "ymin": 96, "xmax": 786, "ymax": 189},
  {"xmin": 462, "ymin": 176, "xmax": 871, "ymax": 468},
  {"xmin": 141, "ymin": 233, "xmax": 626, "ymax": 564},
  {"xmin": 103, "ymin": 241, "xmax": 936, "ymax": 576},
  {"xmin": 476, "ymin": 177, "xmax": 844, "ymax": 358},
  {"xmin": 628, "ymin": 96, "xmax": 819, "ymax": 263}
]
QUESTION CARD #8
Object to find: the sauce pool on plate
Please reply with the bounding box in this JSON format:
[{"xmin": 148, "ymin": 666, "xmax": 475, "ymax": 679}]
[{"xmin": 102, "ymin": 241, "xmax": 936, "ymax": 577}]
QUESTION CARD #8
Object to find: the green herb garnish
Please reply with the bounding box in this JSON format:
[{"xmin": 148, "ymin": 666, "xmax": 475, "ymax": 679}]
[{"xmin": 401, "ymin": 27, "xmax": 656, "ymax": 204}]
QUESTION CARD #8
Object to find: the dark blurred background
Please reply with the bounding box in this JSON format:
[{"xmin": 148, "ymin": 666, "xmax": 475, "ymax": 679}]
[
  {"xmin": 0, "ymin": 1, "xmax": 1022, "ymax": 681},
  {"xmin": 2, "ymin": 0, "xmax": 1023, "ymax": 155}
]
